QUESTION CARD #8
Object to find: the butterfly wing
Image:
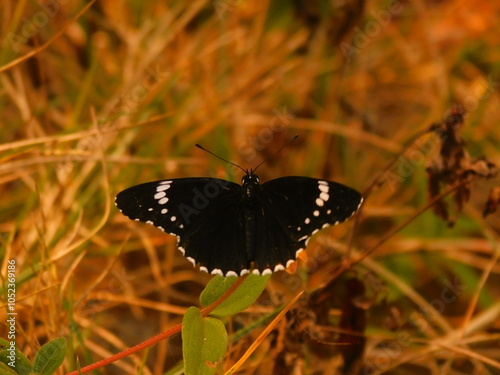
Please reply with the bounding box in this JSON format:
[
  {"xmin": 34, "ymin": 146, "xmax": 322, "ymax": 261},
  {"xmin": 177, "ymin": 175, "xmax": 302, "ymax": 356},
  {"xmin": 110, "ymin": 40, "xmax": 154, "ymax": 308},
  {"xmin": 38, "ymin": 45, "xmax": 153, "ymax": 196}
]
[
  {"xmin": 115, "ymin": 178, "xmax": 251, "ymax": 276},
  {"xmin": 116, "ymin": 176, "xmax": 362, "ymax": 276},
  {"xmin": 251, "ymin": 177, "xmax": 362, "ymax": 273}
]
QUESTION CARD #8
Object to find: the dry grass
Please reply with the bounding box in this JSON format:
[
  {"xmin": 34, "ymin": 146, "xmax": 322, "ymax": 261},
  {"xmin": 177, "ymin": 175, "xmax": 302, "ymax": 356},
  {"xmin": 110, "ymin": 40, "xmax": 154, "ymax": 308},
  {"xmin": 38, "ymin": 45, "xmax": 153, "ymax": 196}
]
[{"xmin": 1, "ymin": 0, "xmax": 499, "ymax": 374}]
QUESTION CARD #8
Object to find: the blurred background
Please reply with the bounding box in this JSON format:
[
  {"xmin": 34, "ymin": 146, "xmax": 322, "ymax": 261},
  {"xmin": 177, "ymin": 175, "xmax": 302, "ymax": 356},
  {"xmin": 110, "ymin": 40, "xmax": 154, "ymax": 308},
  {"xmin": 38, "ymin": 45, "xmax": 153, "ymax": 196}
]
[{"xmin": 1, "ymin": 0, "xmax": 499, "ymax": 374}]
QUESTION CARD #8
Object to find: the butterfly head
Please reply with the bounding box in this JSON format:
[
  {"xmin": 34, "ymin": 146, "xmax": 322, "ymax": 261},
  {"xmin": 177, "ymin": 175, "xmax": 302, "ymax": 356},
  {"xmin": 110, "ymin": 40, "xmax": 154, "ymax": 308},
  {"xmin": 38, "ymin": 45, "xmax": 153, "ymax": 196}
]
[
  {"xmin": 241, "ymin": 170, "xmax": 260, "ymax": 197},
  {"xmin": 242, "ymin": 170, "xmax": 260, "ymax": 186}
]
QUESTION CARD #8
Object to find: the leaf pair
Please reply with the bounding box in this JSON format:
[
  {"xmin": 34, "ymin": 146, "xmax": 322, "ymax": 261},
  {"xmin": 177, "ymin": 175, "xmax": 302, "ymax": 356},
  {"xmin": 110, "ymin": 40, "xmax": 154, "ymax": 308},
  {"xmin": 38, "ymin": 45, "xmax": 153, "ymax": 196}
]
[
  {"xmin": 182, "ymin": 274, "xmax": 270, "ymax": 375},
  {"xmin": 0, "ymin": 337, "xmax": 66, "ymax": 375}
]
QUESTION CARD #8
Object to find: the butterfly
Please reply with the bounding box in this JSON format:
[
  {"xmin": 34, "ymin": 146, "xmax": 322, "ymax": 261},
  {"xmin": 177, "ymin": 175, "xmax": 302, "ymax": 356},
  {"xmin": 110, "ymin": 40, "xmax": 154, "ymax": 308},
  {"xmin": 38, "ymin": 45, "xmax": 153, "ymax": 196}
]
[{"xmin": 115, "ymin": 140, "xmax": 362, "ymax": 277}]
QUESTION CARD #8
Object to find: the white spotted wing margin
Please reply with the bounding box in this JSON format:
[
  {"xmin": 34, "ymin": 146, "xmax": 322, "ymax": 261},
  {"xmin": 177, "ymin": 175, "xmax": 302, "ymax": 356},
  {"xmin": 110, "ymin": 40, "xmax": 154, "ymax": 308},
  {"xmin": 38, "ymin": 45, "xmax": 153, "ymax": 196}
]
[
  {"xmin": 115, "ymin": 178, "xmax": 253, "ymax": 276},
  {"xmin": 253, "ymin": 177, "xmax": 363, "ymax": 274},
  {"xmin": 115, "ymin": 175, "xmax": 363, "ymax": 277}
]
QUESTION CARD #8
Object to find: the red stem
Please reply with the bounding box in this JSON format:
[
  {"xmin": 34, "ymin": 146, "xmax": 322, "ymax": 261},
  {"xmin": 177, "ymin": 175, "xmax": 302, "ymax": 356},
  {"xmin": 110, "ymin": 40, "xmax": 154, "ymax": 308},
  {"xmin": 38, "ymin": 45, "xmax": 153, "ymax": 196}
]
[{"xmin": 66, "ymin": 275, "xmax": 246, "ymax": 374}]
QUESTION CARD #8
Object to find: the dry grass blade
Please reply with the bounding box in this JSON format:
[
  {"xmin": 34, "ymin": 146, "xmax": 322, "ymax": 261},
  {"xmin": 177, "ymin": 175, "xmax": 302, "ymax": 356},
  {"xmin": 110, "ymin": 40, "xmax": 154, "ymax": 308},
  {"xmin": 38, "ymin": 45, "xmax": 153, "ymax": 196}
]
[
  {"xmin": 1, "ymin": 1, "xmax": 499, "ymax": 374},
  {"xmin": 225, "ymin": 291, "xmax": 304, "ymax": 375}
]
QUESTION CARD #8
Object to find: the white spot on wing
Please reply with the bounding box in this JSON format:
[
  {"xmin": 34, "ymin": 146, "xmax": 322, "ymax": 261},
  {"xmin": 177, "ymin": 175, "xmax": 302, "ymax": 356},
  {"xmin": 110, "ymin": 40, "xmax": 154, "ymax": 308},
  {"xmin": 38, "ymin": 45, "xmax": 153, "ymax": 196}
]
[
  {"xmin": 161, "ymin": 208, "xmax": 168, "ymax": 214},
  {"xmin": 158, "ymin": 197, "xmax": 169, "ymax": 205},
  {"xmin": 154, "ymin": 191, "xmax": 166, "ymax": 199},
  {"xmin": 252, "ymin": 269, "xmax": 261, "ymax": 275},
  {"xmin": 178, "ymin": 247, "xmax": 185, "ymax": 255},
  {"xmin": 262, "ymin": 268, "xmax": 272, "ymax": 275},
  {"xmin": 295, "ymin": 248, "xmax": 304, "ymax": 257},
  {"xmin": 186, "ymin": 257, "xmax": 196, "ymax": 266},
  {"xmin": 240, "ymin": 269, "xmax": 250, "ymax": 276},
  {"xmin": 226, "ymin": 271, "xmax": 238, "ymax": 277},
  {"xmin": 200, "ymin": 266, "xmax": 208, "ymax": 273},
  {"xmin": 316, "ymin": 198, "xmax": 324, "ymax": 207},
  {"xmin": 274, "ymin": 264, "xmax": 285, "ymax": 272},
  {"xmin": 319, "ymin": 184, "xmax": 329, "ymax": 192},
  {"xmin": 305, "ymin": 218, "xmax": 311, "ymax": 224},
  {"xmin": 313, "ymin": 210, "xmax": 320, "ymax": 217},
  {"xmin": 320, "ymin": 192, "xmax": 329, "ymax": 201},
  {"xmin": 286, "ymin": 259, "xmax": 295, "ymax": 268},
  {"xmin": 171, "ymin": 216, "xmax": 177, "ymax": 221},
  {"xmin": 156, "ymin": 184, "xmax": 171, "ymax": 191},
  {"xmin": 211, "ymin": 268, "xmax": 223, "ymax": 276}
]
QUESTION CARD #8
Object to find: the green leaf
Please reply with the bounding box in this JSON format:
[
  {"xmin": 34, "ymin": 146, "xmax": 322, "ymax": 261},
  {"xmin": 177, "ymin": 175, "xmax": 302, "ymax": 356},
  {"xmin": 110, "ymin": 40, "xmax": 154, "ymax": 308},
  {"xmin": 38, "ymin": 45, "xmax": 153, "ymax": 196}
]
[
  {"xmin": 32, "ymin": 338, "xmax": 67, "ymax": 375},
  {"xmin": 0, "ymin": 362, "xmax": 19, "ymax": 375},
  {"xmin": 0, "ymin": 338, "xmax": 33, "ymax": 375},
  {"xmin": 200, "ymin": 274, "xmax": 270, "ymax": 317},
  {"xmin": 182, "ymin": 307, "xmax": 228, "ymax": 375}
]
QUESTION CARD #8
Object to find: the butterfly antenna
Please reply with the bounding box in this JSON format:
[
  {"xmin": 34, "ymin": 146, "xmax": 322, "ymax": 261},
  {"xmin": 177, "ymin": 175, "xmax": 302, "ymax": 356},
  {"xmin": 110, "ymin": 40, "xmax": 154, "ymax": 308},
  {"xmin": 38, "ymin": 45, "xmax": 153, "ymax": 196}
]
[
  {"xmin": 252, "ymin": 135, "xmax": 299, "ymax": 173},
  {"xmin": 196, "ymin": 144, "xmax": 248, "ymax": 174}
]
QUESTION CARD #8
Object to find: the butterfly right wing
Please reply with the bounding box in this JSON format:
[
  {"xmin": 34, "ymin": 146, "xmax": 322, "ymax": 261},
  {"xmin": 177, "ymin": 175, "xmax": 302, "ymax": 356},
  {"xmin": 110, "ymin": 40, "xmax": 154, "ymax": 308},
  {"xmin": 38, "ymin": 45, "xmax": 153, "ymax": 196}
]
[
  {"xmin": 250, "ymin": 177, "xmax": 362, "ymax": 273},
  {"xmin": 115, "ymin": 178, "xmax": 251, "ymax": 276}
]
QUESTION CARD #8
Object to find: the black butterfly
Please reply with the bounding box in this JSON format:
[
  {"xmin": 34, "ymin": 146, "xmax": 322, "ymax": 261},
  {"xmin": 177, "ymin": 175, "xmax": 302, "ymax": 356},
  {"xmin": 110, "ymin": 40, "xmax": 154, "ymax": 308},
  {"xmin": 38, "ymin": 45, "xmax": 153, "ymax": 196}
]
[{"xmin": 115, "ymin": 167, "xmax": 363, "ymax": 277}]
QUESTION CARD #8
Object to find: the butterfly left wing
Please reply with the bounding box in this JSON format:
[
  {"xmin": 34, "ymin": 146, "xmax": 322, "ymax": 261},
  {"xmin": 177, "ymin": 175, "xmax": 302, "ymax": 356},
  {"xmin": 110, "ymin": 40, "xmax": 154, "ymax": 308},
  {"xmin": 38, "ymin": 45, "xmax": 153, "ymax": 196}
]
[
  {"xmin": 115, "ymin": 178, "xmax": 253, "ymax": 276},
  {"xmin": 251, "ymin": 177, "xmax": 362, "ymax": 273}
]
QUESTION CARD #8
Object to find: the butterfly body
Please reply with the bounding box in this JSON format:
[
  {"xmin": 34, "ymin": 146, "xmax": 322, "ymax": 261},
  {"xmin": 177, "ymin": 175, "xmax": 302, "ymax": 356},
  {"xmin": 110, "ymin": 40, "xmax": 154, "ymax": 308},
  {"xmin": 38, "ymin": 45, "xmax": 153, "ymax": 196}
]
[{"xmin": 116, "ymin": 170, "xmax": 362, "ymax": 277}]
